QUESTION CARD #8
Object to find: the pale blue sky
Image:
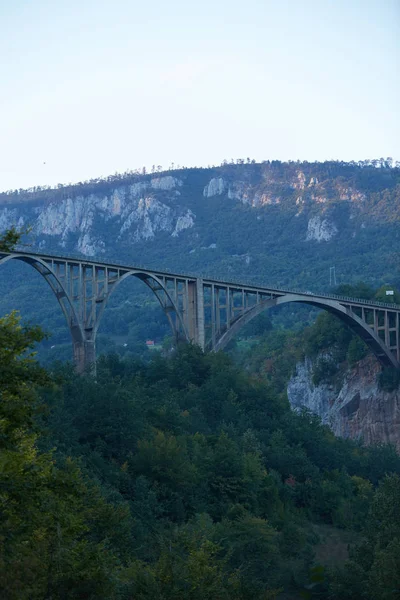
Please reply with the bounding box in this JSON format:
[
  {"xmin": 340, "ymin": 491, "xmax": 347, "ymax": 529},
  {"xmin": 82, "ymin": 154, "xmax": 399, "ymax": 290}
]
[{"xmin": 1, "ymin": 0, "xmax": 399, "ymax": 191}]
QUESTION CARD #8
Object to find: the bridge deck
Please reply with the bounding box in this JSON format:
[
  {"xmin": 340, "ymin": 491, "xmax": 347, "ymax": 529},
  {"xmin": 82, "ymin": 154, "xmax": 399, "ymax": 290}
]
[
  {"xmin": 5, "ymin": 249, "xmax": 400, "ymax": 314},
  {"xmin": 1, "ymin": 248, "xmax": 400, "ymax": 371}
]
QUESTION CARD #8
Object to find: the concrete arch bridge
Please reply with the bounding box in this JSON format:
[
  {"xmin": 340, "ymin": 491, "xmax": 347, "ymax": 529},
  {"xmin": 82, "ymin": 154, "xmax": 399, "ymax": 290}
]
[{"xmin": 1, "ymin": 250, "xmax": 399, "ymax": 372}]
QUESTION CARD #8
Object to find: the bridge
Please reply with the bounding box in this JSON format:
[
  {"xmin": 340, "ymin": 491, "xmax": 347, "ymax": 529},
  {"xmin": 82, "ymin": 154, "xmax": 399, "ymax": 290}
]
[{"xmin": 1, "ymin": 250, "xmax": 400, "ymax": 373}]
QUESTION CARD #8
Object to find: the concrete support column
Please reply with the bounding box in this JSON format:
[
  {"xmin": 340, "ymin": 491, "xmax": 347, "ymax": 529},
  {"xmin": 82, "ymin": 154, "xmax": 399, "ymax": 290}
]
[
  {"xmin": 384, "ymin": 311, "xmax": 390, "ymax": 348},
  {"xmin": 196, "ymin": 278, "xmax": 205, "ymax": 350},
  {"xmin": 186, "ymin": 279, "xmax": 205, "ymax": 349},
  {"xmin": 187, "ymin": 281, "xmax": 197, "ymax": 342},
  {"xmin": 397, "ymin": 312, "xmax": 400, "ymax": 362},
  {"xmin": 73, "ymin": 338, "xmax": 96, "ymax": 374},
  {"xmin": 211, "ymin": 285, "xmax": 216, "ymax": 349},
  {"xmin": 226, "ymin": 287, "xmax": 231, "ymax": 328},
  {"xmin": 374, "ymin": 309, "xmax": 378, "ymax": 332},
  {"xmin": 216, "ymin": 288, "xmax": 221, "ymax": 335}
]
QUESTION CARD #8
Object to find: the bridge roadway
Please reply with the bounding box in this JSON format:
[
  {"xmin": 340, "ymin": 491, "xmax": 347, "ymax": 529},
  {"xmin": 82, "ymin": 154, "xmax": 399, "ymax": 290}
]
[{"xmin": 1, "ymin": 249, "xmax": 400, "ymax": 373}]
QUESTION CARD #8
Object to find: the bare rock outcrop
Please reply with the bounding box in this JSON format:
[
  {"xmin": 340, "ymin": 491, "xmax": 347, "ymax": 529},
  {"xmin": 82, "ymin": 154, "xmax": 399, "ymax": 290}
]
[{"xmin": 288, "ymin": 355, "xmax": 400, "ymax": 449}]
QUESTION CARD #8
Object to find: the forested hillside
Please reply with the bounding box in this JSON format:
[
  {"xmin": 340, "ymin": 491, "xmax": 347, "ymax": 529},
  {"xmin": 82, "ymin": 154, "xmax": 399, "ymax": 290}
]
[
  {"xmin": 0, "ymin": 160, "xmax": 399, "ymax": 362},
  {"xmin": 1, "ymin": 311, "xmax": 400, "ymax": 599},
  {"xmin": 1, "ymin": 160, "xmax": 399, "ymax": 289}
]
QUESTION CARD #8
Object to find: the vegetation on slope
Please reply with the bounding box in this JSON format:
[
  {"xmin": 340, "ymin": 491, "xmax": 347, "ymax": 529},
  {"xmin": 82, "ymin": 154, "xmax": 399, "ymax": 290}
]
[
  {"xmin": 1, "ymin": 308, "xmax": 400, "ymax": 598},
  {"xmin": 1, "ymin": 213, "xmax": 400, "ymax": 599}
]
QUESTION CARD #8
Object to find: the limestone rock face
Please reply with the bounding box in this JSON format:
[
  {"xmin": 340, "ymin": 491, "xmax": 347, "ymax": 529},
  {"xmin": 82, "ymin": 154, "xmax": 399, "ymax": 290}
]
[
  {"xmin": 172, "ymin": 211, "xmax": 195, "ymax": 237},
  {"xmin": 306, "ymin": 216, "xmax": 338, "ymax": 242},
  {"xmin": 227, "ymin": 181, "xmax": 249, "ymax": 202},
  {"xmin": 150, "ymin": 176, "xmax": 182, "ymax": 191},
  {"xmin": 203, "ymin": 177, "xmax": 227, "ymax": 197},
  {"xmin": 205, "ymin": 177, "xmax": 281, "ymax": 207},
  {"xmin": 0, "ymin": 209, "xmax": 25, "ymax": 234},
  {"xmin": 287, "ymin": 355, "xmax": 400, "ymax": 449},
  {"xmin": 287, "ymin": 358, "xmax": 335, "ymax": 421},
  {"xmin": 0, "ymin": 177, "xmax": 193, "ymax": 257}
]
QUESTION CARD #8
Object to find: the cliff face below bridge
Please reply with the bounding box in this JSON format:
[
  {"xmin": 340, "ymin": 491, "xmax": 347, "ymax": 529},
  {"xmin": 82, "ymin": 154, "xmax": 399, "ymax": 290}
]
[{"xmin": 287, "ymin": 355, "xmax": 400, "ymax": 450}]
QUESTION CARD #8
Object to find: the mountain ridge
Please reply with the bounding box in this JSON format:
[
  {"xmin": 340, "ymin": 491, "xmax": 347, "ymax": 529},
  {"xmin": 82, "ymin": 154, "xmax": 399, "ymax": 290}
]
[{"xmin": 0, "ymin": 161, "xmax": 399, "ymax": 291}]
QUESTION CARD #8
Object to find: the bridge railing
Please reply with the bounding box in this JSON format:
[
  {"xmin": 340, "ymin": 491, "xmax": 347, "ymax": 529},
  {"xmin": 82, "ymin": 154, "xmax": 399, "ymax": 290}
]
[
  {"xmin": 284, "ymin": 290, "xmax": 400, "ymax": 310},
  {"xmin": 7, "ymin": 248, "xmax": 400, "ymax": 311}
]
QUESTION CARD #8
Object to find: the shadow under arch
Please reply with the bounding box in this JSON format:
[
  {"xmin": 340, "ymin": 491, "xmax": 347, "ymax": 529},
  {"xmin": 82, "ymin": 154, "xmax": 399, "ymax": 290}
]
[{"xmin": 214, "ymin": 293, "xmax": 399, "ymax": 368}]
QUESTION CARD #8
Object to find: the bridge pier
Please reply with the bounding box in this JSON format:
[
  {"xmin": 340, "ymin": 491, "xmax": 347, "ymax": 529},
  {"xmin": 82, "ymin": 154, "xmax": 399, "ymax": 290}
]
[
  {"xmin": 196, "ymin": 278, "xmax": 205, "ymax": 350},
  {"xmin": 186, "ymin": 281, "xmax": 197, "ymax": 342},
  {"xmin": 185, "ymin": 278, "xmax": 205, "ymax": 349},
  {"xmin": 73, "ymin": 339, "xmax": 96, "ymax": 374}
]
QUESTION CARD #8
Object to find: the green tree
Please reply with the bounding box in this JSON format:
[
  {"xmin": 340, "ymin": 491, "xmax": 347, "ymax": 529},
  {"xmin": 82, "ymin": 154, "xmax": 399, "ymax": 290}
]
[
  {"xmin": 0, "ymin": 225, "xmax": 30, "ymax": 251},
  {"xmin": 346, "ymin": 337, "xmax": 368, "ymax": 365},
  {"xmin": 0, "ymin": 312, "xmax": 131, "ymax": 599},
  {"xmin": 329, "ymin": 475, "xmax": 400, "ymax": 599}
]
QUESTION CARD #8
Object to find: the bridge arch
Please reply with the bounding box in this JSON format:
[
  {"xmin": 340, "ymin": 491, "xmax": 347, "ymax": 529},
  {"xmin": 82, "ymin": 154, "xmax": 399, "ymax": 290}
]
[
  {"xmin": 92, "ymin": 269, "xmax": 189, "ymax": 341},
  {"xmin": 0, "ymin": 253, "xmax": 188, "ymax": 372},
  {"xmin": 0, "ymin": 252, "xmax": 84, "ymax": 344},
  {"xmin": 2, "ymin": 250, "xmax": 399, "ymax": 373},
  {"xmin": 214, "ymin": 293, "xmax": 399, "ymax": 368}
]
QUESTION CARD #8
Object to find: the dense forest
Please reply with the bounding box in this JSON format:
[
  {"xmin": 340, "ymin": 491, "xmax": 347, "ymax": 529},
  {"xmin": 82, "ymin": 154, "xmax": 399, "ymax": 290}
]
[
  {"xmin": 1, "ymin": 197, "xmax": 400, "ymax": 598},
  {"xmin": 1, "ymin": 281, "xmax": 400, "ymax": 596}
]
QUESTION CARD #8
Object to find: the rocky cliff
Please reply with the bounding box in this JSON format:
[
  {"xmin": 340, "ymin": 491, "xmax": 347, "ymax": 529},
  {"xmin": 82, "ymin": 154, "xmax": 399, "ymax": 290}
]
[
  {"xmin": 0, "ymin": 175, "xmax": 195, "ymax": 256},
  {"xmin": 1, "ymin": 161, "xmax": 399, "ymax": 288},
  {"xmin": 0, "ymin": 169, "xmax": 343, "ymax": 255},
  {"xmin": 287, "ymin": 355, "xmax": 400, "ymax": 449}
]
